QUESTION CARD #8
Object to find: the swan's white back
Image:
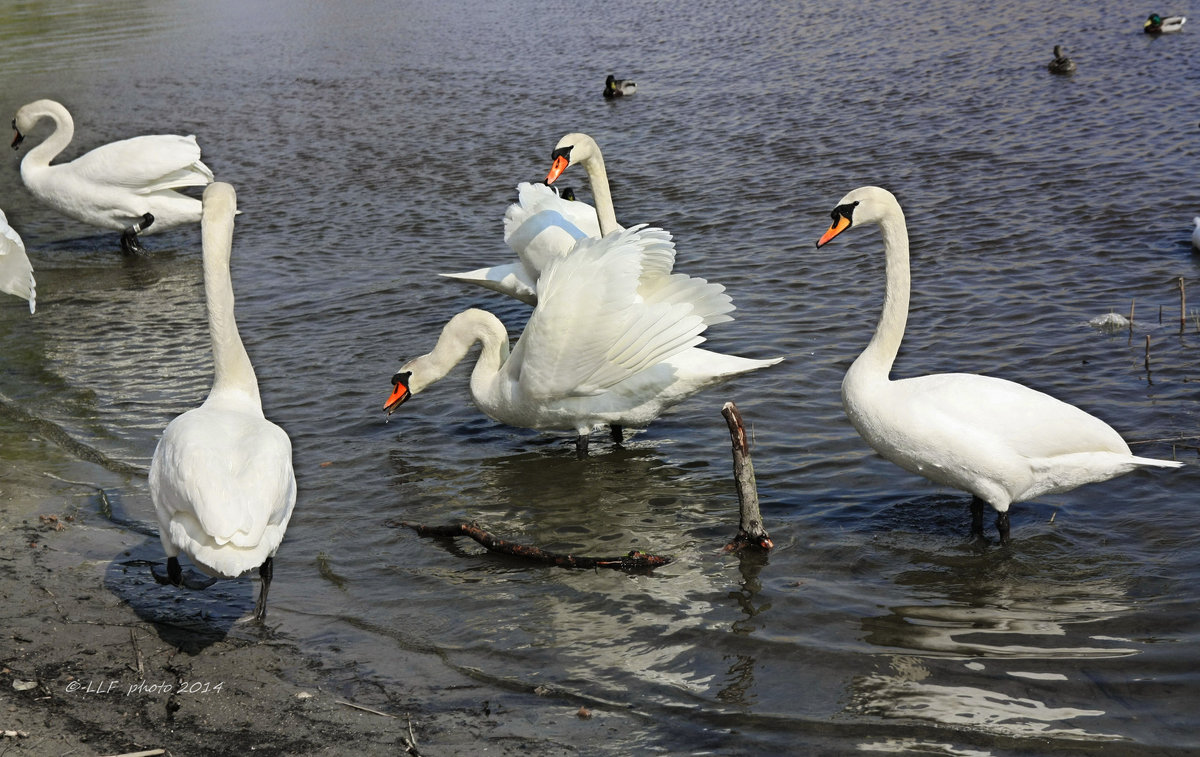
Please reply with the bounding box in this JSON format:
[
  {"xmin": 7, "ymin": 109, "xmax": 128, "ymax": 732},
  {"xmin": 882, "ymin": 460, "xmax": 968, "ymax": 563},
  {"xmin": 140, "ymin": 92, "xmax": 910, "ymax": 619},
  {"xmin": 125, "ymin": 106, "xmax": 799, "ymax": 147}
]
[
  {"xmin": 0, "ymin": 209, "xmax": 36, "ymax": 313},
  {"xmin": 822, "ymin": 185, "xmax": 1181, "ymax": 515},
  {"xmin": 13, "ymin": 99, "xmax": 214, "ymax": 234},
  {"xmin": 149, "ymin": 182, "xmax": 295, "ymax": 579}
]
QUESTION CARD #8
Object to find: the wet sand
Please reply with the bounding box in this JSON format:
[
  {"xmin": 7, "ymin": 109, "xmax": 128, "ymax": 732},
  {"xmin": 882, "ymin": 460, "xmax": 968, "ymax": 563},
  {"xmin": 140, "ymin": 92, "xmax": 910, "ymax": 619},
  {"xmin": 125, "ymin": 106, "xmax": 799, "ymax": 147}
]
[{"xmin": 0, "ymin": 425, "xmax": 608, "ymax": 756}]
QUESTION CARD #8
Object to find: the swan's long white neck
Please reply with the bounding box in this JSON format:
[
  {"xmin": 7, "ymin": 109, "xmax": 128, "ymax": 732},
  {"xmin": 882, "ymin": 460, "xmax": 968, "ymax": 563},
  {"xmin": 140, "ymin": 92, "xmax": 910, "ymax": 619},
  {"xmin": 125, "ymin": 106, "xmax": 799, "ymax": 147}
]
[
  {"xmin": 18, "ymin": 100, "xmax": 74, "ymax": 172},
  {"xmin": 578, "ymin": 150, "xmax": 618, "ymax": 236},
  {"xmin": 407, "ymin": 309, "xmax": 510, "ymax": 396},
  {"xmin": 852, "ymin": 202, "xmax": 910, "ymax": 381},
  {"xmin": 201, "ymin": 192, "xmax": 261, "ymax": 409}
]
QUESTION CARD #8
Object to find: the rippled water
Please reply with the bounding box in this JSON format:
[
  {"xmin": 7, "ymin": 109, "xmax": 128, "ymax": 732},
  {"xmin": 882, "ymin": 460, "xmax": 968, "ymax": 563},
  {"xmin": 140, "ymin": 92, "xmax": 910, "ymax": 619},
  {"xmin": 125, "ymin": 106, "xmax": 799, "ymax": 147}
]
[{"xmin": 2, "ymin": 0, "xmax": 1198, "ymax": 752}]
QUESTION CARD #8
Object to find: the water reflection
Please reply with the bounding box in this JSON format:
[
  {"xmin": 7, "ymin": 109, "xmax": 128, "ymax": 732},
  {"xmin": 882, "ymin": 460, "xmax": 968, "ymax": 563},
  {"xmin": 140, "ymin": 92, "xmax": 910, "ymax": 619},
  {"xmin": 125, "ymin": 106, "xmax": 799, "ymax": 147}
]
[{"xmin": 852, "ymin": 560, "xmax": 1136, "ymax": 744}]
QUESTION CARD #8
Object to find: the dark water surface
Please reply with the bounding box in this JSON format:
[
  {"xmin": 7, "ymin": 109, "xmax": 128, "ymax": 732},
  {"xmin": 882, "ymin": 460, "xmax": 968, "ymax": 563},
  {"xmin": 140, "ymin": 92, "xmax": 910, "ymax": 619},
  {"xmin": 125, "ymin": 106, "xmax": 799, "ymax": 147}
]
[{"xmin": 2, "ymin": 0, "xmax": 1198, "ymax": 753}]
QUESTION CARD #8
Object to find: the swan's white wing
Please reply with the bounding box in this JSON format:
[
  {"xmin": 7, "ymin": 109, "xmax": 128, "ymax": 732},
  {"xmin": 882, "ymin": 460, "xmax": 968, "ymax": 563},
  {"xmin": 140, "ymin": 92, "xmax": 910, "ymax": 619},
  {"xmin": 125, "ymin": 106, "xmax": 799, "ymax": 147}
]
[
  {"xmin": 152, "ymin": 407, "xmax": 296, "ymax": 558},
  {"xmin": 504, "ymin": 181, "xmax": 602, "ymax": 243},
  {"xmin": 515, "ymin": 225, "xmax": 707, "ymax": 399},
  {"xmin": 70, "ymin": 134, "xmax": 214, "ymax": 192},
  {"xmin": 892, "ymin": 372, "xmax": 1132, "ymax": 459},
  {"xmin": 505, "ymin": 208, "xmax": 590, "ymax": 275},
  {"xmin": 0, "ymin": 210, "xmax": 36, "ymax": 313},
  {"xmin": 621, "ymin": 226, "xmax": 736, "ymax": 325}
]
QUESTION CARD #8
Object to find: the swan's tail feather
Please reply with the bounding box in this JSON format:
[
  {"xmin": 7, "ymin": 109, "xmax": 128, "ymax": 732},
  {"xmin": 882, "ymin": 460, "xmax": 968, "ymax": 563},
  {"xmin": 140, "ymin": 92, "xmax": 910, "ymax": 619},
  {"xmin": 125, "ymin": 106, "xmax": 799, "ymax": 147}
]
[{"xmin": 1130, "ymin": 455, "xmax": 1184, "ymax": 469}]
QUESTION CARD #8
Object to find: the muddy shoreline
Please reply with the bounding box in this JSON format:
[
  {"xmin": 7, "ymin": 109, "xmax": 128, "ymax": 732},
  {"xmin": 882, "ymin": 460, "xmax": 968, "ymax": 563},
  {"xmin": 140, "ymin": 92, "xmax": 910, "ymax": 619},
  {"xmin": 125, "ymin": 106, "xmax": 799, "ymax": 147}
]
[{"xmin": 0, "ymin": 427, "xmax": 614, "ymax": 756}]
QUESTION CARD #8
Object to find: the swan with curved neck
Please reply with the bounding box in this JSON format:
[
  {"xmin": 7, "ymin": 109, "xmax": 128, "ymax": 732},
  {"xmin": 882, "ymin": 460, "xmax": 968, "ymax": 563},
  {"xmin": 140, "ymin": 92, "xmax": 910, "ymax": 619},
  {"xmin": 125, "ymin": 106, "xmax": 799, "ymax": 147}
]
[
  {"xmin": 390, "ymin": 224, "xmax": 780, "ymax": 456},
  {"xmin": 0, "ymin": 209, "xmax": 35, "ymax": 313},
  {"xmin": 546, "ymin": 132, "xmax": 621, "ymax": 236},
  {"xmin": 11, "ymin": 99, "xmax": 214, "ymax": 253},
  {"xmin": 149, "ymin": 182, "xmax": 296, "ymax": 621},
  {"xmin": 816, "ymin": 186, "xmax": 1182, "ymax": 543}
]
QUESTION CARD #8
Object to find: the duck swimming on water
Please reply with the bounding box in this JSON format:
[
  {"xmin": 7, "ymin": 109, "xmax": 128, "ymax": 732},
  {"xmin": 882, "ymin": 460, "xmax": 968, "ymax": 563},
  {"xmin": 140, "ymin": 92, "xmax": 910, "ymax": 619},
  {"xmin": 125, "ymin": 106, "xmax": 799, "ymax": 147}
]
[
  {"xmin": 604, "ymin": 74, "xmax": 637, "ymax": 98},
  {"xmin": 1047, "ymin": 45, "xmax": 1076, "ymax": 75},
  {"xmin": 1144, "ymin": 13, "xmax": 1186, "ymax": 33}
]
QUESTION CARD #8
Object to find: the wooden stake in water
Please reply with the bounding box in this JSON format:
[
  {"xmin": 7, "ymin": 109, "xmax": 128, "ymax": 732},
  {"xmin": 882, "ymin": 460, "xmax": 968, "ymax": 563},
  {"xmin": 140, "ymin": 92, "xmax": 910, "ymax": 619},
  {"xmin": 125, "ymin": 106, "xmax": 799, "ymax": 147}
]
[
  {"xmin": 1145, "ymin": 334, "xmax": 1151, "ymax": 371},
  {"xmin": 722, "ymin": 401, "xmax": 773, "ymax": 552},
  {"xmin": 1179, "ymin": 277, "xmax": 1187, "ymax": 335}
]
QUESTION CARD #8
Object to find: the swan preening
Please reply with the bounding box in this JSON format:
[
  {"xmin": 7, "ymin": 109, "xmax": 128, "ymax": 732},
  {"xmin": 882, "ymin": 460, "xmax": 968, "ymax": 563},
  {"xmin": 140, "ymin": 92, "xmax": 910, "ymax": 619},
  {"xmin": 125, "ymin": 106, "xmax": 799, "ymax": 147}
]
[
  {"xmin": 150, "ymin": 182, "xmax": 296, "ymax": 621},
  {"xmin": 1048, "ymin": 45, "xmax": 1076, "ymax": 75},
  {"xmin": 11, "ymin": 99, "xmax": 214, "ymax": 253},
  {"xmin": 604, "ymin": 74, "xmax": 637, "ymax": 98},
  {"xmin": 815, "ymin": 186, "xmax": 1182, "ymax": 543},
  {"xmin": 387, "ymin": 224, "xmax": 781, "ymax": 455},
  {"xmin": 1144, "ymin": 13, "xmax": 1186, "ymax": 33},
  {"xmin": 0, "ymin": 209, "xmax": 35, "ymax": 313},
  {"xmin": 440, "ymin": 181, "xmax": 601, "ymax": 304},
  {"xmin": 441, "ymin": 132, "xmax": 622, "ymax": 305}
]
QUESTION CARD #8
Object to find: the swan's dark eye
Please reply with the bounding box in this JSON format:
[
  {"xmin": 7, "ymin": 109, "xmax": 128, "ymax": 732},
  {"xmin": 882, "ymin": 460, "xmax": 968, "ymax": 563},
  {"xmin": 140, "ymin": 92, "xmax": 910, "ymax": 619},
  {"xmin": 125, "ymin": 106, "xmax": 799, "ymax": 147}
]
[
  {"xmin": 391, "ymin": 371, "xmax": 411, "ymax": 388},
  {"xmin": 551, "ymin": 145, "xmax": 572, "ymax": 161},
  {"xmin": 830, "ymin": 200, "xmax": 859, "ymax": 225}
]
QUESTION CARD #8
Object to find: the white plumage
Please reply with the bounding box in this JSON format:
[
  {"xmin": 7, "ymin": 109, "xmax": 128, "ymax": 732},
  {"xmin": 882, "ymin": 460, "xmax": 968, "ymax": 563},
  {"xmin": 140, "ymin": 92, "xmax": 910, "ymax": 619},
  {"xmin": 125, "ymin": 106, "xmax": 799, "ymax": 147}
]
[
  {"xmin": 12, "ymin": 99, "xmax": 214, "ymax": 252},
  {"xmin": 816, "ymin": 186, "xmax": 1182, "ymax": 543},
  {"xmin": 388, "ymin": 224, "xmax": 780, "ymax": 455},
  {"xmin": 150, "ymin": 182, "xmax": 295, "ymax": 621},
  {"xmin": 0, "ymin": 208, "xmax": 35, "ymax": 313}
]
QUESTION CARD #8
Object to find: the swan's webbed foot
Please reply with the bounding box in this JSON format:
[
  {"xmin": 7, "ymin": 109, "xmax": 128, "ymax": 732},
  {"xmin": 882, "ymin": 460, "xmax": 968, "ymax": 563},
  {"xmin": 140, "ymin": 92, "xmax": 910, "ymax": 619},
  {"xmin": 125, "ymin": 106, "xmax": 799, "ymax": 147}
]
[
  {"xmin": 151, "ymin": 556, "xmax": 218, "ymax": 590},
  {"xmin": 120, "ymin": 213, "xmax": 155, "ymax": 254},
  {"xmin": 252, "ymin": 557, "xmax": 273, "ymax": 622},
  {"xmin": 995, "ymin": 511, "xmax": 1011, "ymax": 546},
  {"xmin": 610, "ymin": 424, "xmax": 624, "ymax": 446},
  {"xmin": 575, "ymin": 433, "xmax": 590, "ymax": 459}
]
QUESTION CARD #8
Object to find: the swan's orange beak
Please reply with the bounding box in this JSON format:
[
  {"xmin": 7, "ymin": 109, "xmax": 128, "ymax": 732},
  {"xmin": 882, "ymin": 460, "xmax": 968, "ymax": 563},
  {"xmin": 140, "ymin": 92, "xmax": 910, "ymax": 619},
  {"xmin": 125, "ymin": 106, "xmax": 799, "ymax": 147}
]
[
  {"xmin": 546, "ymin": 155, "xmax": 569, "ymax": 184},
  {"xmin": 816, "ymin": 215, "xmax": 851, "ymax": 248},
  {"xmin": 384, "ymin": 371, "xmax": 412, "ymax": 416}
]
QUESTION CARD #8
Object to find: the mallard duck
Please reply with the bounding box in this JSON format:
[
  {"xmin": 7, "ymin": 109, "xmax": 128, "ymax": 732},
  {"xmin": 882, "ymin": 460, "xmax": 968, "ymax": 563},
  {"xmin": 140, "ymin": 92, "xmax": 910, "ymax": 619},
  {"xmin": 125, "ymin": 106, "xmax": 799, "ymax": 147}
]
[
  {"xmin": 1047, "ymin": 45, "xmax": 1076, "ymax": 75},
  {"xmin": 1144, "ymin": 13, "xmax": 1186, "ymax": 33},
  {"xmin": 603, "ymin": 74, "xmax": 637, "ymax": 98}
]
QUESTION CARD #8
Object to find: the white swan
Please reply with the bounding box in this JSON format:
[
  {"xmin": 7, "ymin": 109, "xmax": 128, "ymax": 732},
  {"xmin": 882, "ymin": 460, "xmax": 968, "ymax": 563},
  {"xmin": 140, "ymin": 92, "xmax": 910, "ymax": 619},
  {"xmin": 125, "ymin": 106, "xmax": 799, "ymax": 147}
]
[
  {"xmin": 12, "ymin": 99, "xmax": 214, "ymax": 253},
  {"xmin": 1191, "ymin": 216, "xmax": 1200, "ymax": 252},
  {"xmin": 440, "ymin": 181, "xmax": 601, "ymax": 304},
  {"xmin": 815, "ymin": 186, "xmax": 1182, "ymax": 543},
  {"xmin": 0, "ymin": 209, "xmax": 35, "ymax": 313},
  {"xmin": 443, "ymin": 132, "xmax": 629, "ymax": 305},
  {"xmin": 546, "ymin": 132, "xmax": 622, "ymax": 236},
  {"xmin": 387, "ymin": 224, "xmax": 780, "ymax": 455},
  {"xmin": 149, "ymin": 182, "xmax": 295, "ymax": 621}
]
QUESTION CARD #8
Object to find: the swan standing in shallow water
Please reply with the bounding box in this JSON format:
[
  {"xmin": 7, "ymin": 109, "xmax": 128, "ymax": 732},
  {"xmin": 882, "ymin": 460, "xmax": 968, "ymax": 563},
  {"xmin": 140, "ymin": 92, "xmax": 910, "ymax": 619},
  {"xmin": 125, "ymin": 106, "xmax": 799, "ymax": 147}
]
[
  {"xmin": 815, "ymin": 186, "xmax": 1182, "ymax": 543},
  {"xmin": 150, "ymin": 183, "xmax": 295, "ymax": 621},
  {"xmin": 11, "ymin": 99, "xmax": 214, "ymax": 253},
  {"xmin": 0, "ymin": 209, "xmax": 35, "ymax": 313},
  {"xmin": 388, "ymin": 224, "xmax": 780, "ymax": 456}
]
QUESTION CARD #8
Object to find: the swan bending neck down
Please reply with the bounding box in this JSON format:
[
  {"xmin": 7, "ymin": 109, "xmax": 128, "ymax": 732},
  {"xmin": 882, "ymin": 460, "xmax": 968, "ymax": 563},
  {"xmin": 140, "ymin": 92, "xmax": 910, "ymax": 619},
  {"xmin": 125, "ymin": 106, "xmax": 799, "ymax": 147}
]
[
  {"xmin": 388, "ymin": 225, "xmax": 780, "ymax": 456},
  {"xmin": 149, "ymin": 182, "xmax": 296, "ymax": 621},
  {"xmin": 815, "ymin": 186, "xmax": 1182, "ymax": 544},
  {"xmin": 11, "ymin": 99, "xmax": 214, "ymax": 253}
]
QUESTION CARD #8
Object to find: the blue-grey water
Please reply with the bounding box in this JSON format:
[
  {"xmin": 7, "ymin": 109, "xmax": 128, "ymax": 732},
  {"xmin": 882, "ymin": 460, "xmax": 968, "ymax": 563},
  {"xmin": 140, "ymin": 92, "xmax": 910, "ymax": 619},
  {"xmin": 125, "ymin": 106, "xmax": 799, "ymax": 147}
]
[{"xmin": 1, "ymin": 0, "xmax": 1198, "ymax": 753}]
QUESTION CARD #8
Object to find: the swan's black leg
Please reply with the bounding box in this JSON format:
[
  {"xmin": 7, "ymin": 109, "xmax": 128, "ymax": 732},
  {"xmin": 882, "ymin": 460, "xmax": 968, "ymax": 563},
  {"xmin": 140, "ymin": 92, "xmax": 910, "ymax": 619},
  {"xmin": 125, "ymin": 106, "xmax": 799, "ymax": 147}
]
[
  {"xmin": 120, "ymin": 212, "xmax": 155, "ymax": 254},
  {"xmin": 152, "ymin": 556, "xmax": 183, "ymax": 586},
  {"xmin": 254, "ymin": 556, "xmax": 274, "ymax": 622},
  {"xmin": 996, "ymin": 511, "xmax": 1011, "ymax": 546},
  {"xmin": 970, "ymin": 497, "xmax": 985, "ymax": 539},
  {"xmin": 575, "ymin": 433, "xmax": 589, "ymax": 459},
  {"xmin": 610, "ymin": 424, "xmax": 624, "ymax": 446}
]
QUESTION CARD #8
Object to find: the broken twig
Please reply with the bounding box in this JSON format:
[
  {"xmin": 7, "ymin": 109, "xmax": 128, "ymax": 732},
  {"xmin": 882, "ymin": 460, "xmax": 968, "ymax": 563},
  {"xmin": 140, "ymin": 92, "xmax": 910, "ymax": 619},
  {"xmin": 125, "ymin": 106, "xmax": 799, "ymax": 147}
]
[{"xmin": 721, "ymin": 402, "xmax": 774, "ymax": 552}]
